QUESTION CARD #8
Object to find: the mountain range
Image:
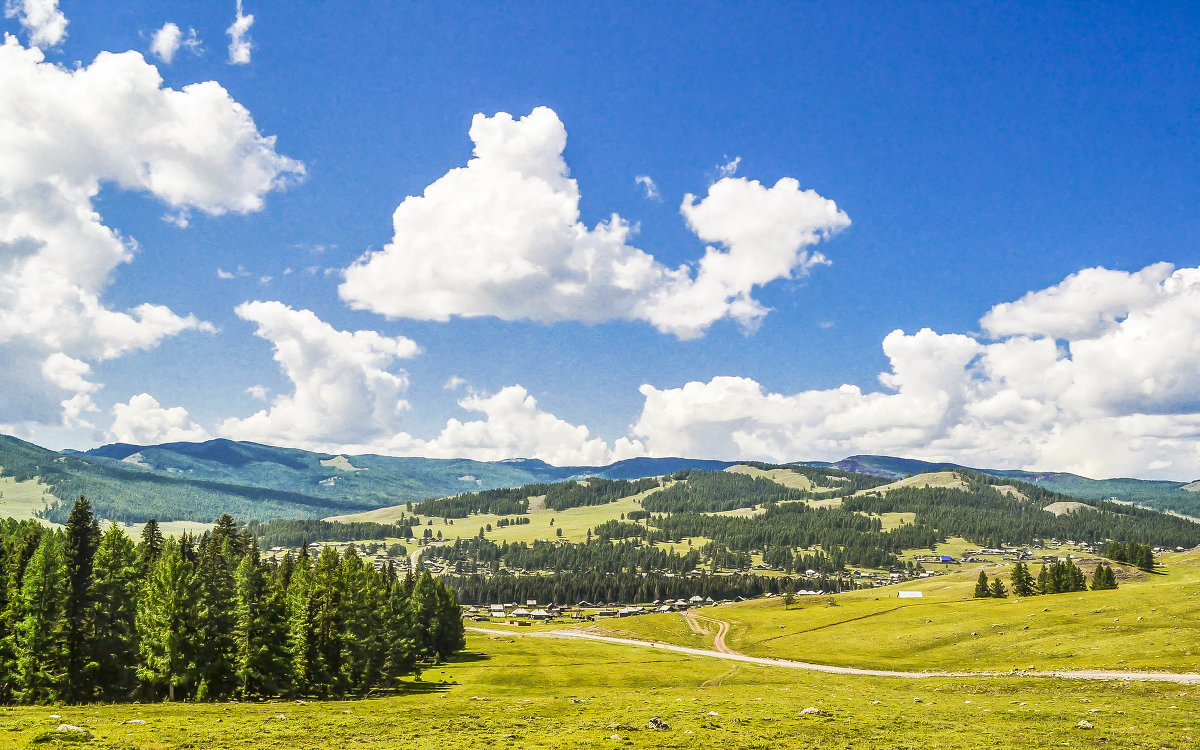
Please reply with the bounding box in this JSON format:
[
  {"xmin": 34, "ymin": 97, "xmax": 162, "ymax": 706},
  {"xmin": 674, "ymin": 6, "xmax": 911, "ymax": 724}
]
[{"xmin": 0, "ymin": 433, "xmax": 1196, "ymax": 524}]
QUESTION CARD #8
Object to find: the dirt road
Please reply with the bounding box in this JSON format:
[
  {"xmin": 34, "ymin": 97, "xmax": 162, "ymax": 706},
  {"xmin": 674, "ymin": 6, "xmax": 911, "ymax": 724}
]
[
  {"xmin": 684, "ymin": 612, "xmax": 735, "ymax": 654},
  {"xmin": 465, "ymin": 626, "xmax": 1200, "ymax": 685}
]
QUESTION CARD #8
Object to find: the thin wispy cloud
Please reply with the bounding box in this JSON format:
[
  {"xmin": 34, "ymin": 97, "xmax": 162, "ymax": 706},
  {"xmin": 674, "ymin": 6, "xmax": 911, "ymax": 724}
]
[{"xmin": 226, "ymin": 0, "xmax": 254, "ymax": 64}]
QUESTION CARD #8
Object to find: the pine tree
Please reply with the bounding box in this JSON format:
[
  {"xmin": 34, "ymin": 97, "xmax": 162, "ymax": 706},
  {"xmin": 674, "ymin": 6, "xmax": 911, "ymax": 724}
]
[
  {"xmin": 63, "ymin": 496, "xmax": 100, "ymax": 702},
  {"xmin": 0, "ymin": 521, "xmax": 44, "ymax": 703},
  {"xmin": 286, "ymin": 547, "xmax": 315, "ymax": 696},
  {"xmin": 14, "ymin": 533, "xmax": 68, "ymax": 704},
  {"xmin": 136, "ymin": 519, "xmax": 164, "ymax": 580},
  {"xmin": 381, "ymin": 572, "xmax": 416, "ymax": 684},
  {"xmin": 434, "ymin": 579, "xmax": 465, "ymax": 661},
  {"xmin": 1036, "ymin": 565, "xmax": 1053, "ymax": 595},
  {"xmin": 1010, "ymin": 562, "xmax": 1035, "ymax": 597},
  {"xmin": 308, "ymin": 546, "xmax": 344, "ymax": 696},
  {"xmin": 235, "ymin": 543, "xmax": 287, "ymax": 697},
  {"xmin": 988, "ymin": 576, "xmax": 1007, "ymax": 598},
  {"xmin": 338, "ymin": 546, "xmax": 384, "ymax": 695},
  {"xmin": 195, "ymin": 534, "xmax": 238, "ymax": 699},
  {"xmin": 409, "ymin": 571, "xmax": 442, "ymax": 661},
  {"xmin": 91, "ymin": 524, "xmax": 139, "ymax": 700},
  {"xmin": 1091, "ymin": 564, "xmax": 1118, "ymax": 590},
  {"xmin": 973, "ymin": 570, "xmax": 991, "ymax": 598},
  {"xmin": 136, "ymin": 539, "xmax": 198, "ymax": 701}
]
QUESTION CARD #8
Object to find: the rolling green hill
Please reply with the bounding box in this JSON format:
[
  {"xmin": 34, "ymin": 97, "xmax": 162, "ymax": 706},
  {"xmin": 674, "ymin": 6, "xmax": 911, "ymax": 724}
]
[
  {"xmin": 806, "ymin": 454, "xmax": 1200, "ymax": 517},
  {"xmin": 0, "ymin": 434, "xmax": 735, "ymax": 525}
]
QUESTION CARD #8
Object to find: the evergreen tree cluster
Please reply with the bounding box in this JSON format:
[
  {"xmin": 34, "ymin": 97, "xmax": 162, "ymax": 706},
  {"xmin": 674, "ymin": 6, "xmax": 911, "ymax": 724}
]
[
  {"xmin": 0, "ymin": 499, "xmax": 464, "ymax": 704},
  {"xmin": 243, "ymin": 519, "xmax": 414, "ymax": 549},
  {"xmin": 1101, "ymin": 541, "xmax": 1155, "ymax": 571},
  {"xmin": 543, "ymin": 478, "xmax": 660, "ymax": 511},
  {"xmin": 975, "ymin": 559, "xmax": 1117, "ymax": 599},
  {"xmin": 642, "ymin": 470, "xmax": 808, "ymax": 513}
]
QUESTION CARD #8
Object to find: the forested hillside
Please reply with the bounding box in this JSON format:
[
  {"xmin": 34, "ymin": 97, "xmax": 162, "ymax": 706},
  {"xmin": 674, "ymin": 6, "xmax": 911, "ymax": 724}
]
[{"xmin": 0, "ymin": 501, "xmax": 463, "ymax": 704}]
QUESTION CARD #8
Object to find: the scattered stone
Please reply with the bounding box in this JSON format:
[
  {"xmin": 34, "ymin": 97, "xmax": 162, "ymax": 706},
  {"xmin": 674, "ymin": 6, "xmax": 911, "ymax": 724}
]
[
  {"xmin": 707, "ymin": 710, "xmax": 719, "ymax": 716},
  {"xmin": 799, "ymin": 707, "xmax": 826, "ymax": 717},
  {"xmin": 294, "ymin": 700, "xmax": 307, "ymax": 704},
  {"xmin": 648, "ymin": 717, "xmax": 670, "ymax": 730},
  {"xmin": 1080, "ymin": 699, "xmax": 1091, "ymax": 703},
  {"xmin": 1089, "ymin": 708, "xmax": 1102, "ymax": 713},
  {"xmin": 609, "ymin": 734, "xmax": 622, "ymax": 741},
  {"xmin": 48, "ymin": 715, "xmax": 61, "ymax": 720},
  {"xmin": 121, "ymin": 719, "xmax": 146, "ymax": 725},
  {"xmin": 872, "ymin": 700, "xmax": 881, "ymax": 705},
  {"xmin": 1077, "ymin": 720, "xmax": 1094, "ymax": 730},
  {"xmin": 275, "ymin": 714, "xmax": 287, "ymax": 720},
  {"xmin": 913, "ymin": 697, "xmax": 923, "ymax": 703},
  {"xmin": 731, "ymin": 718, "xmax": 741, "ymax": 725},
  {"xmin": 55, "ymin": 725, "xmax": 92, "ymax": 739},
  {"xmin": 504, "ymin": 734, "xmax": 515, "ymax": 739}
]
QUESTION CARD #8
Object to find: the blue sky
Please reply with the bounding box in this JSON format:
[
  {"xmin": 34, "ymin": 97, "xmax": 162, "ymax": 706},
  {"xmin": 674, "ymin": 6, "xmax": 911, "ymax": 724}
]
[{"xmin": 4, "ymin": 1, "xmax": 1200, "ymax": 478}]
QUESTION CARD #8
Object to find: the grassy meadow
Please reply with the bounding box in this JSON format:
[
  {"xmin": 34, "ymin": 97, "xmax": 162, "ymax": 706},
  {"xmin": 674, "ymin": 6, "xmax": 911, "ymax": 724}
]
[
  {"xmin": 0, "ymin": 476, "xmax": 57, "ymax": 526},
  {"xmin": 2, "ymin": 630, "xmax": 1196, "ymax": 749},
  {"xmin": 578, "ymin": 550, "xmax": 1200, "ymax": 674}
]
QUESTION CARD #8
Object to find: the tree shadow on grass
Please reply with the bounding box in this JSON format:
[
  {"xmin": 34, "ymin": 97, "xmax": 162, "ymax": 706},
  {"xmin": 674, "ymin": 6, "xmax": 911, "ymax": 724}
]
[{"xmin": 446, "ymin": 651, "xmax": 491, "ymax": 664}]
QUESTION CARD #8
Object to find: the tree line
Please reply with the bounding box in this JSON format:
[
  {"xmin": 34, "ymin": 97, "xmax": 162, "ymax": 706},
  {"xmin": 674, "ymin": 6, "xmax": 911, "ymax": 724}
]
[
  {"xmin": 243, "ymin": 519, "xmax": 414, "ymax": 549},
  {"xmin": 0, "ymin": 499, "xmax": 464, "ymax": 705},
  {"xmin": 974, "ymin": 559, "xmax": 1118, "ymax": 599},
  {"xmin": 445, "ymin": 570, "xmax": 840, "ymax": 606}
]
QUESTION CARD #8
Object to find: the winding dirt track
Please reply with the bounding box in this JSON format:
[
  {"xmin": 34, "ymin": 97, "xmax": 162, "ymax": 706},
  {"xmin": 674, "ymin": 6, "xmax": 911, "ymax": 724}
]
[
  {"xmin": 685, "ymin": 612, "xmax": 735, "ymax": 654},
  {"xmin": 465, "ymin": 626, "xmax": 1200, "ymax": 685}
]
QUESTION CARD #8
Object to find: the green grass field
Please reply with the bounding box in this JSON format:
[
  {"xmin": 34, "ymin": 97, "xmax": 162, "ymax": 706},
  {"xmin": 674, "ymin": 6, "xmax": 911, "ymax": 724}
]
[
  {"xmin": 2, "ymin": 630, "xmax": 1196, "ymax": 749},
  {"xmin": 0, "ymin": 475, "xmax": 57, "ymax": 525},
  {"xmin": 575, "ymin": 551, "xmax": 1200, "ymax": 675}
]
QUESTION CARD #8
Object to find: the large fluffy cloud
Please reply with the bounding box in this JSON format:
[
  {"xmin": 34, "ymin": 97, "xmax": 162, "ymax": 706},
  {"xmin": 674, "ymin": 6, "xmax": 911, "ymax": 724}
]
[
  {"xmin": 215, "ymin": 302, "xmax": 627, "ymax": 464},
  {"xmin": 627, "ymin": 263, "xmax": 1200, "ymax": 479},
  {"xmin": 394, "ymin": 386, "xmax": 638, "ymax": 466},
  {"xmin": 219, "ymin": 302, "xmax": 420, "ymax": 446},
  {"xmin": 110, "ymin": 393, "xmax": 210, "ymax": 444},
  {"xmin": 5, "ymin": 0, "xmax": 67, "ymax": 48},
  {"xmin": 0, "ymin": 35, "xmax": 301, "ymax": 428},
  {"xmin": 339, "ymin": 107, "xmax": 848, "ymax": 339}
]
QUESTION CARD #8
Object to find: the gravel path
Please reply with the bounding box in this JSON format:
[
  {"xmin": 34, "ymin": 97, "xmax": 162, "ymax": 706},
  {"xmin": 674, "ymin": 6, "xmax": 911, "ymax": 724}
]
[{"xmin": 466, "ymin": 626, "xmax": 1200, "ymax": 684}]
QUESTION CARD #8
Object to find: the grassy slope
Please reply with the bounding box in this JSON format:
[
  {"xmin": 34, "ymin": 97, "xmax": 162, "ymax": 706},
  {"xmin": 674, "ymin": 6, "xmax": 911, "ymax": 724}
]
[
  {"xmin": 2, "ymin": 633, "xmax": 1196, "ymax": 749},
  {"xmin": 0, "ymin": 475, "xmax": 57, "ymax": 525},
  {"xmin": 579, "ymin": 550, "xmax": 1200, "ymax": 674}
]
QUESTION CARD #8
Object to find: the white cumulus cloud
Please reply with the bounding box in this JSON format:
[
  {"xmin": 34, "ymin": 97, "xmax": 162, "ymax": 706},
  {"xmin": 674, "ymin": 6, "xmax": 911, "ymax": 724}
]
[
  {"xmin": 219, "ymin": 302, "xmax": 420, "ymax": 447},
  {"xmin": 339, "ymin": 107, "xmax": 849, "ymax": 340},
  {"xmin": 110, "ymin": 393, "xmax": 210, "ymax": 444},
  {"xmin": 226, "ymin": 0, "xmax": 253, "ymax": 64},
  {"xmin": 626, "ymin": 262, "xmax": 1200, "ymax": 479},
  {"xmin": 5, "ymin": 0, "xmax": 67, "ymax": 48},
  {"xmin": 0, "ymin": 35, "xmax": 302, "ymax": 429},
  {"xmin": 150, "ymin": 22, "xmax": 201, "ymax": 64}
]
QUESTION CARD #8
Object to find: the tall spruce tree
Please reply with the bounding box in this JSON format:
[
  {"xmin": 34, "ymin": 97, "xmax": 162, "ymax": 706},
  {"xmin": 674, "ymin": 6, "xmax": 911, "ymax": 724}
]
[
  {"xmin": 137, "ymin": 519, "xmax": 164, "ymax": 578},
  {"xmin": 433, "ymin": 578, "xmax": 465, "ymax": 661},
  {"xmin": 286, "ymin": 547, "xmax": 316, "ymax": 696},
  {"xmin": 988, "ymin": 576, "xmax": 1007, "ymax": 598},
  {"xmin": 14, "ymin": 532, "xmax": 68, "ymax": 704},
  {"xmin": 382, "ymin": 571, "xmax": 416, "ymax": 684},
  {"xmin": 973, "ymin": 570, "xmax": 991, "ymax": 598},
  {"xmin": 0, "ymin": 521, "xmax": 44, "ymax": 703},
  {"xmin": 195, "ymin": 533, "xmax": 238, "ymax": 700},
  {"xmin": 91, "ymin": 524, "xmax": 139, "ymax": 700},
  {"xmin": 308, "ymin": 546, "xmax": 344, "ymax": 696},
  {"xmin": 136, "ymin": 539, "xmax": 198, "ymax": 701},
  {"xmin": 338, "ymin": 547, "xmax": 384, "ymax": 695},
  {"xmin": 234, "ymin": 542, "xmax": 287, "ymax": 697},
  {"xmin": 63, "ymin": 496, "xmax": 100, "ymax": 702},
  {"xmin": 1010, "ymin": 562, "xmax": 1035, "ymax": 597}
]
